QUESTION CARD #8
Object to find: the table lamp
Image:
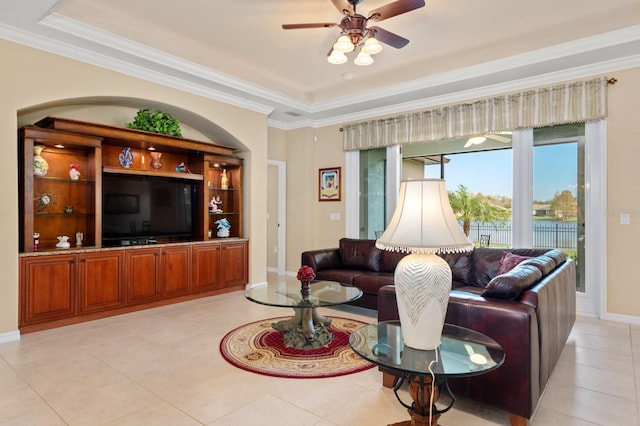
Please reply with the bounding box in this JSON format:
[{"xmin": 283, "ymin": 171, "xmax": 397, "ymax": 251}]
[{"xmin": 376, "ymin": 179, "xmax": 474, "ymax": 350}]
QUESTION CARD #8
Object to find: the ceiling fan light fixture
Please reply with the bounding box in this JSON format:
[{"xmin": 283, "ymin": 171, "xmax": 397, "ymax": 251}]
[
  {"xmin": 333, "ymin": 34, "xmax": 355, "ymax": 53},
  {"xmin": 354, "ymin": 52, "xmax": 374, "ymax": 66},
  {"xmin": 328, "ymin": 50, "xmax": 348, "ymax": 64},
  {"xmin": 362, "ymin": 37, "xmax": 382, "ymax": 55}
]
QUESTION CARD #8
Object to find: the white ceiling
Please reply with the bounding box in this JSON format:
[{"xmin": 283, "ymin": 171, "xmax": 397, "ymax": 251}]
[{"xmin": 1, "ymin": 0, "xmax": 640, "ymax": 129}]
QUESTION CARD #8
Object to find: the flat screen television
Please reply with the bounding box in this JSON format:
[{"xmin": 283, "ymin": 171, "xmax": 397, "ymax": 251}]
[{"xmin": 102, "ymin": 173, "xmax": 197, "ymax": 246}]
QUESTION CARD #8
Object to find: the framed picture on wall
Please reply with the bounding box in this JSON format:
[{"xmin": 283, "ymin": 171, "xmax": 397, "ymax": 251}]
[{"xmin": 319, "ymin": 167, "xmax": 341, "ymax": 201}]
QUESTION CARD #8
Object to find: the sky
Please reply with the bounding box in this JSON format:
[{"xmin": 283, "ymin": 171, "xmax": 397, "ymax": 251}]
[{"xmin": 424, "ymin": 144, "xmax": 578, "ymax": 202}]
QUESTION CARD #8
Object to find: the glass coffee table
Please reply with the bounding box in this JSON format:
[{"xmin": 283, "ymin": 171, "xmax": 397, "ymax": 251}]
[
  {"xmin": 245, "ymin": 277, "xmax": 362, "ymax": 349},
  {"xmin": 349, "ymin": 321, "xmax": 505, "ymax": 426}
]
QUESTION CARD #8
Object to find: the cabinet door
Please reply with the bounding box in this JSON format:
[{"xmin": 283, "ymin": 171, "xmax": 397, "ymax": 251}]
[
  {"xmin": 220, "ymin": 241, "xmax": 248, "ymax": 288},
  {"xmin": 125, "ymin": 248, "xmax": 160, "ymax": 304},
  {"xmin": 20, "ymin": 255, "xmax": 77, "ymax": 325},
  {"xmin": 192, "ymin": 243, "xmax": 221, "ymax": 292},
  {"xmin": 161, "ymin": 246, "xmax": 191, "ymax": 297},
  {"xmin": 78, "ymin": 251, "xmax": 125, "ymax": 314}
]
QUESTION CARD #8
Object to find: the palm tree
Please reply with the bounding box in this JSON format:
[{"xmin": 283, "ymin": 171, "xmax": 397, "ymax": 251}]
[{"xmin": 448, "ymin": 185, "xmax": 510, "ymax": 236}]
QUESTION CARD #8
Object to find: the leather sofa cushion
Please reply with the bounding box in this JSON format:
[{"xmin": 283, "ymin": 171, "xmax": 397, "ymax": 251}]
[
  {"xmin": 340, "ymin": 238, "xmax": 382, "ymax": 272},
  {"xmin": 481, "ymin": 264, "xmax": 543, "ymax": 300},
  {"xmin": 543, "ymin": 249, "xmax": 567, "ymax": 267},
  {"xmin": 439, "ymin": 251, "xmax": 474, "ymax": 285},
  {"xmin": 380, "ymin": 250, "xmax": 408, "ymax": 273},
  {"xmin": 352, "ymin": 272, "xmax": 395, "ymax": 295},
  {"xmin": 519, "ymin": 255, "xmax": 556, "ymax": 276}
]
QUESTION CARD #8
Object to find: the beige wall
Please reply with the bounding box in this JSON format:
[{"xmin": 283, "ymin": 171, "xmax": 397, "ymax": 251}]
[
  {"xmin": 0, "ymin": 39, "xmax": 268, "ymax": 334},
  {"xmin": 605, "ymin": 67, "xmax": 640, "ymax": 318}
]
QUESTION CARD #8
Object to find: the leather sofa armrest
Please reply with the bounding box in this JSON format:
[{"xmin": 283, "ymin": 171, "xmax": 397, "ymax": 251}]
[
  {"xmin": 301, "ymin": 248, "xmax": 342, "ymax": 273},
  {"xmin": 378, "ymin": 285, "xmax": 399, "ymax": 321}
]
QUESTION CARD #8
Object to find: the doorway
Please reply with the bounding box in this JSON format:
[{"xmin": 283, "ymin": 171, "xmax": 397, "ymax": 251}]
[{"xmin": 267, "ymin": 160, "xmax": 286, "ymax": 275}]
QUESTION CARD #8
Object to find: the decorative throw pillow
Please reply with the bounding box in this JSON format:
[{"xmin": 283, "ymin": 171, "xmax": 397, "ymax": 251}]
[{"xmin": 497, "ymin": 251, "xmax": 532, "ymax": 275}]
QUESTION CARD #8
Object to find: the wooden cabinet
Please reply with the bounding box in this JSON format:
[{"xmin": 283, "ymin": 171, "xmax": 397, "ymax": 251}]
[
  {"xmin": 78, "ymin": 251, "xmax": 125, "ymax": 314},
  {"xmin": 204, "ymin": 155, "xmax": 243, "ymax": 240},
  {"xmin": 192, "ymin": 243, "xmax": 221, "ymax": 292},
  {"xmin": 220, "ymin": 240, "xmax": 249, "ymax": 288},
  {"xmin": 19, "ymin": 126, "xmax": 102, "ymax": 252},
  {"xmin": 161, "ymin": 245, "xmax": 191, "ymax": 297},
  {"xmin": 18, "ymin": 117, "xmax": 249, "ymax": 332},
  {"xmin": 125, "ymin": 248, "xmax": 161, "ymax": 304},
  {"xmin": 20, "ymin": 254, "xmax": 77, "ymax": 325},
  {"xmin": 18, "ymin": 240, "xmax": 248, "ymax": 330}
]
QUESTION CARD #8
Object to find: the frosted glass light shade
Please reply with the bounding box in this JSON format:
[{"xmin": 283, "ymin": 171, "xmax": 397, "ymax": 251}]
[
  {"xmin": 362, "ymin": 37, "xmax": 383, "ymax": 55},
  {"xmin": 354, "ymin": 52, "xmax": 374, "ymax": 66},
  {"xmin": 333, "ymin": 35, "xmax": 355, "ymax": 53},
  {"xmin": 376, "ymin": 179, "xmax": 473, "ymax": 254},
  {"xmin": 327, "ymin": 50, "xmax": 348, "ymax": 64}
]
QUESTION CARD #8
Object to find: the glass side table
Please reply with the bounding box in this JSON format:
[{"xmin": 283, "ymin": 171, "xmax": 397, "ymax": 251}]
[
  {"xmin": 246, "ymin": 277, "xmax": 362, "ymax": 349},
  {"xmin": 349, "ymin": 321, "xmax": 505, "ymax": 426}
]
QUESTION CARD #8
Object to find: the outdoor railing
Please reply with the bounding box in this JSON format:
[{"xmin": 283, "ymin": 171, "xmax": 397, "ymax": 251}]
[{"xmin": 470, "ymin": 222, "xmax": 577, "ymax": 250}]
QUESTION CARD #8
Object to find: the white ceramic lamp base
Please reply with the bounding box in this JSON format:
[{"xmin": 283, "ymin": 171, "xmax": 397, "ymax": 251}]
[{"xmin": 394, "ymin": 253, "xmax": 452, "ymax": 350}]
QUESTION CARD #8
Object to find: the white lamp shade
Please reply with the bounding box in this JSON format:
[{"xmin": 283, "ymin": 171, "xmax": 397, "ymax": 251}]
[
  {"xmin": 354, "ymin": 52, "xmax": 374, "ymax": 66},
  {"xmin": 376, "ymin": 179, "xmax": 473, "ymax": 254},
  {"xmin": 333, "ymin": 35, "xmax": 355, "ymax": 53},
  {"xmin": 362, "ymin": 37, "xmax": 383, "ymax": 55},
  {"xmin": 327, "ymin": 50, "xmax": 348, "ymax": 64}
]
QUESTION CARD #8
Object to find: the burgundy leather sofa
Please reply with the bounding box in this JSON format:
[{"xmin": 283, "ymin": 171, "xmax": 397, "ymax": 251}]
[{"xmin": 301, "ymin": 238, "xmax": 576, "ymax": 425}]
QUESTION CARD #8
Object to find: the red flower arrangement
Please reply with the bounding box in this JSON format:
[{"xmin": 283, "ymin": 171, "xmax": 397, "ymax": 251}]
[{"xmin": 297, "ymin": 265, "xmax": 316, "ymax": 282}]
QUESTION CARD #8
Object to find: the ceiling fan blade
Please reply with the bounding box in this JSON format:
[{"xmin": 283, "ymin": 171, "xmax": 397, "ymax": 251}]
[
  {"xmin": 464, "ymin": 140, "xmax": 474, "ymax": 148},
  {"xmin": 331, "ymin": 0, "xmax": 354, "ymax": 15},
  {"xmin": 369, "ymin": 26, "xmax": 409, "ymax": 48},
  {"xmin": 368, "ymin": 0, "xmax": 425, "ymax": 22},
  {"xmin": 487, "ymin": 134, "xmax": 511, "ymax": 143},
  {"xmin": 282, "ymin": 23, "xmax": 338, "ymax": 30}
]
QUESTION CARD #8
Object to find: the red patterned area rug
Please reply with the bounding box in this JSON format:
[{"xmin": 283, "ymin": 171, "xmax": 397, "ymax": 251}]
[{"xmin": 219, "ymin": 317, "xmax": 375, "ymax": 379}]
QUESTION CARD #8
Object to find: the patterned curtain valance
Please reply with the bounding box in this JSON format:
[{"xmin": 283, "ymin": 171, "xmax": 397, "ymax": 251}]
[{"xmin": 342, "ymin": 77, "xmax": 609, "ymax": 151}]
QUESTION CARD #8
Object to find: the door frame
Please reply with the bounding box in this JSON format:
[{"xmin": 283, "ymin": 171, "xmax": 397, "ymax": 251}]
[{"xmin": 268, "ymin": 160, "xmax": 286, "ymax": 275}]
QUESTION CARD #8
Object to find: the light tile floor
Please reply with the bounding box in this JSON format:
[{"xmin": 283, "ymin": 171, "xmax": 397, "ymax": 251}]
[{"xmin": 0, "ymin": 289, "xmax": 639, "ymax": 425}]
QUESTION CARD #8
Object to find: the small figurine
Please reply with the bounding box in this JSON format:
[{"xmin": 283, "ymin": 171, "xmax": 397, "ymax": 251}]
[
  {"xmin": 75, "ymin": 232, "xmax": 84, "ymax": 247},
  {"xmin": 56, "ymin": 235, "xmax": 71, "ymax": 249},
  {"xmin": 176, "ymin": 162, "xmax": 186, "ymax": 172},
  {"xmin": 209, "ymin": 197, "xmax": 218, "ymax": 213},
  {"xmin": 33, "ymin": 232, "xmax": 40, "ymax": 251},
  {"xmin": 118, "ymin": 147, "xmax": 133, "ymax": 168},
  {"xmin": 215, "ymin": 218, "xmax": 231, "ymax": 238},
  {"xmin": 221, "ymin": 169, "xmax": 229, "ymax": 189},
  {"xmin": 69, "ymin": 164, "xmax": 81, "ymax": 180}
]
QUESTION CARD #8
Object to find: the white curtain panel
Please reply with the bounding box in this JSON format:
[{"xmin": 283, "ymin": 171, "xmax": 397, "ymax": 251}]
[{"xmin": 342, "ymin": 76, "xmax": 608, "ymax": 151}]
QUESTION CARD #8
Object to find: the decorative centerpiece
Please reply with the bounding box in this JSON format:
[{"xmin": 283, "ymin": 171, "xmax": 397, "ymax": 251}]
[
  {"xmin": 150, "ymin": 152, "xmax": 163, "ymax": 169},
  {"xmin": 33, "ymin": 145, "xmax": 49, "ymax": 176},
  {"xmin": 119, "ymin": 147, "xmax": 133, "ymax": 168},
  {"xmin": 214, "ymin": 218, "xmax": 231, "ymax": 237},
  {"xmin": 297, "ymin": 265, "xmax": 316, "ymax": 300},
  {"xmin": 221, "ymin": 169, "xmax": 229, "ymax": 189},
  {"xmin": 126, "ymin": 108, "xmax": 183, "ymax": 137},
  {"xmin": 69, "ymin": 164, "xmax": 81, "ymax": 180},
  {"xmin": 56, "ymin": 235, "xmax": 71, "ymax": 249}
]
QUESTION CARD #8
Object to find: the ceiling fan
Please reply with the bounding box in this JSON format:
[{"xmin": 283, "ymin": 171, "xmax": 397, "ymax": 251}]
[
  {"xmin": 464, "ymin": 132, "xmax": 513, "ymax": 148},
  {"xmin": 282, "ymin": 0, "xmax": 426, "ymax": 66}
]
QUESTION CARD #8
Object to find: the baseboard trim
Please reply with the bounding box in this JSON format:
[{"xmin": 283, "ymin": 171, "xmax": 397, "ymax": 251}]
[{"xmin": 0, "ymin": 330, "xmax": 20, "ymax": 343}]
